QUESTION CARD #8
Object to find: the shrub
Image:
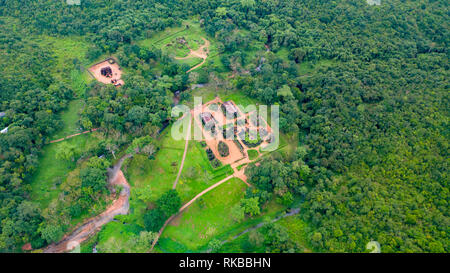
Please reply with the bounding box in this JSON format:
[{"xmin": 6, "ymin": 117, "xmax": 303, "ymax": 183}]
[
  {"xmin": 144, "ymin": 208, "xmax": 166, "ymax": 232},
  {"xmin": 242, "ymin": 131, "xmax": 262, "ymax": 148},
  {"xmin": 211, "ymin": 158, "xmax": 222, "ymax": 168},
  {"xmin": 156, "ymin": 189, "xmax": 181, "ymax": 217},
  {"xmin": 247, "ymin": 149, "xmax": 258, "ymax": 160},
  {"xmin": 206, "ymin": 148, "xmax": 215, "ymax": 161},
  {"xmin": 218, "ymin": 141, "xmax": 230, "ymax": 157}
]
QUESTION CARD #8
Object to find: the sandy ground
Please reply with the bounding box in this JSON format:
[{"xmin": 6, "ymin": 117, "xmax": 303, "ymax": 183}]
[
  {"xmin": 88, "ymin": 60, "xmax": 124, "ymax": 86},
  {"xmin": 175, "ymin": 37, "xmax": 210, "ymax": 73},
  {"xmin": 43, "ymin": 155, "xmax": 131, "ymax": 253}
]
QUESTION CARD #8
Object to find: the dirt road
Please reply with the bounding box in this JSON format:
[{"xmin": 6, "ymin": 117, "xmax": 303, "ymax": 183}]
[
  {"xmin": 172, "ymin": 115, "xmax": 192, "ymax": 189},
  {"xmin": 49, "ymin": 128, "xmax": 99, "ymax": 144},
  {"xmin": 43, "ymin": 154, "xmax": 131, "ymax": 253}
]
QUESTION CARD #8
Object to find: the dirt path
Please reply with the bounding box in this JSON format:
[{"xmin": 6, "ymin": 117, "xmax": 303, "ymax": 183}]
[
  {"xmin": 219, "ymin": 208, "xmax": 301, "ymax": 246},
  {"xmin": 175, "ymin": 37, "xmax": 210, "ymax": 73},
  {"xmin": 172, "ymin": 115, "xmax": 192, "ymax": 189},
  {"xmin": 151, "ymin": 174, "xmax": 240, "ymax": 251},
  {"xmin": 49, "ymin": 128, "xmax": 99, "ymax": 144},
  {"xmin": 43, "ymin": 154, "xmax": 132, "ymax": 253}
]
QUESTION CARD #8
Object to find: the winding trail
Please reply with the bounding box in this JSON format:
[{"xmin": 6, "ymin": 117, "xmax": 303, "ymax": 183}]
[
  {"xmin": 49, "ymin": 128, "xmax": 99, "ymax": 144},
  {"xmin": 174, "ymin": 37, "xmax": 210, "ymax": 73},
  {"xmin": 43, "ymin": 154, "xmax": 132, "ymax": 253},
  {"xmin": 172, "ymin": 115, "xmax": 192, "ymax": 189},
  {"xmin": 150, "ymin": 174, "xmax": 238, "ymax": 251}
]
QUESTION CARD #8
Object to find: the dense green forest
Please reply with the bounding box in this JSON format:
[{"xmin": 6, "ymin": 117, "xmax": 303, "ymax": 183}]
[{"xmin": 0, "ymin": 0, "xmax": 448, "ymax": 252}]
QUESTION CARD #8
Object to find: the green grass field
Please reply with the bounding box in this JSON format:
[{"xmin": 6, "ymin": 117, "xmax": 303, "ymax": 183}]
[
  {"xmin": 277, "ymin": 216, "xmax": 312, "ymax": 252},
  {"xmin": 158, "ymin": 178, "xmax": 247, "ymax": 252},
  {"xmin": 177, "ymin": 140, "xmax": 234, "ymax": 203},
  {"xmin": 29, "ymin": 133, "xmax": 102, "ymax": 208},
  {"xmin": 92, "ymin": 123, "xmax": 235, "ymax": 252},
  {"xmin": 51, "ymin": 99, "xmax": 84, "ymax": 140}
]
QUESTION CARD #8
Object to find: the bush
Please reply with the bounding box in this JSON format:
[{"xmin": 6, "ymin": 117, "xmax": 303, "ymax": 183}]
[
  {"xmin": 211, "ymin": 158, "xmax": 222, "ymax": 168},
  {"xmin": 206, "ymin": 148, "xmax": 215, "ymax": 161},
  {"xmin": 156, "ymin": 189, "xmax": 181, "ymax": 217},
  {"xmin": 218, "ymin": 141, "xmax": 230, "ymax": 157},
  {"xmin": 144, "ymin": 208, "xmax": 166, "ymax": 232},
  {"xmin": 242, "ymin": 130, "xmax": 262, "ymax": 148},
  {"xmin": 30, "ymin": 237, "xmax": 45, "ymax": 249},
  {"xmin": 247, "ymin": 149, "xmax": 258, "ymax": 160}
]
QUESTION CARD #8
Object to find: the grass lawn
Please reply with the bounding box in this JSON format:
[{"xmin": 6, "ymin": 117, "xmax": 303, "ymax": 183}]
[
  {"xmin": 158, "ymin": 178, "xmax": 247, "ymax": 252},
  {"xmin": 177, "ymin": 140, "xmax": 234, "ymax": 202},
  {"xmin": 95, "ymin": 219, "xmax": 144, "ymax": 253},
  {"xmin": 51, "ymin": 99, "xmax": 85, "ymax": 140},
  {"xmin": 124, "ymin": 127, "xmax": 185, "ymax": 200},
  {"xmin": 29, "ymin": 132, "xmax": 102, "ymax": 208},
  {"xmin": 176, "ymin": 56, "xmax": 204, "ymax": 68},
  {"xmin": 187, "ymin": 86, "xmax": 260, "ymax": 110}
]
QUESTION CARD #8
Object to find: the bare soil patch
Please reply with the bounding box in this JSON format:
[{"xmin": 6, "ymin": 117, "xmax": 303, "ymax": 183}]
[{"xmin": 88, "ymin": 59, "xmax": 124, "ymax": 86}]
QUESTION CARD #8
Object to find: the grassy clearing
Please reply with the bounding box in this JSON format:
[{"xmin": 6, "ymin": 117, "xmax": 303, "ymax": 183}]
[
  {"xmin": 217, "ymin": 200, "xmax": 288, "ymax": 253},
  {"xmin": 51, "ymin": 99, "xmax": 84, "ymax": 140},
  {"xmin": 158, "ymin": 197, "xmax": 287, "ymax": 253},
  {"xmin": 125, "ymin": 128, "xmax": 185, "ymax": 199},
  {"xmin": 33, "ymin": 35, "xmax": 92, "ymax": 82},
  {"xmin": 95, "ymin": 219, "xmax": 144, "ymax": 253},
  {"xmin": 277, "ymin": 216, "xmax": 312, "ymax": 252},
  {"xmin": 297, "ymin": 59, "xmax": 336, "ymax": 76},
  {"xmin": 29, "ymin": 132, "xmax": 102, "ymax": 208},
  {"xmin": 70, "ymin": 69, "xmax": 91, "ymax": 97},
  {"xmin": 158, "ymin": 178, "xmax": 247, "ymax": 252},
  {"xmin": 138, "ymin": 20, "xmax": 219, "ymax": 70},
  {"xmin": 177, "ymin": 140, "xmax": 234, "ymax": 203},
  {"xmin": 176, "ymin": 56, "xmax": 204, "ymax": 68},
  {"xmin": 274, "ymin": 47, "xmax": 290, "ymax": 60}
]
